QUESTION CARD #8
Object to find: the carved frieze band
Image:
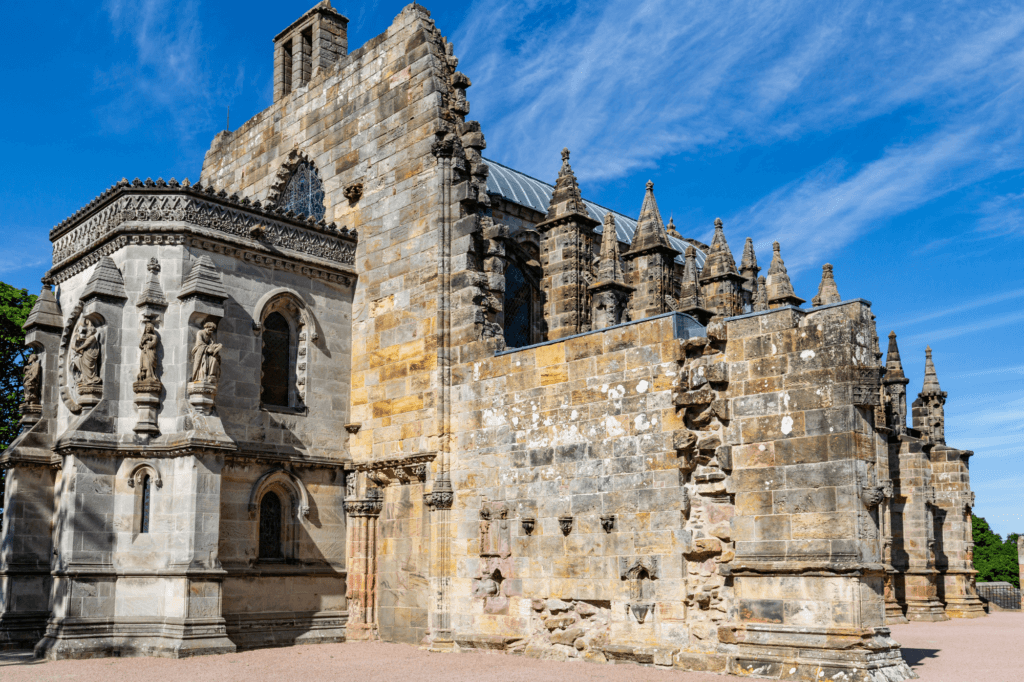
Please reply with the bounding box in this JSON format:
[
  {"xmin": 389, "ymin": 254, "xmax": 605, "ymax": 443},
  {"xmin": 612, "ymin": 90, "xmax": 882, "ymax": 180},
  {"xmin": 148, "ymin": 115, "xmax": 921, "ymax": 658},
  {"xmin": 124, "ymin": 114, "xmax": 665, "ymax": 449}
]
[{"xmin": 50, "ymin": 191, "xmax": 357, "ymax": 279}]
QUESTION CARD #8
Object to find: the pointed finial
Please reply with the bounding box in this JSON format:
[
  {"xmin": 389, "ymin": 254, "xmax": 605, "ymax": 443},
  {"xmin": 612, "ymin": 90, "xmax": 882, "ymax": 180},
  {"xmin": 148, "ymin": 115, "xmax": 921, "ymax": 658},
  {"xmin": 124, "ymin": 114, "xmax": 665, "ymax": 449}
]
[
  {"xmin": 812, "ymin": 262, "xmax": 841, "ymax": 306},
  {"xmin": 765, "ymin": 241, "xmax": 804, "ymax": 308},
  {"xmin": 715, "ymin": 217, "xmax": 723, "ymax": 229},
  {"xmin": 922, "ymin": 346, "xmax": 942, "ymax": 393},
  {"xmin": 885, "ymin": 331, "xmax": 907, "ymax": 381},
  {"xmin": 627, "ymin": 180, "xmax": 674, "ymax": 255},
  {"xmin": 561, "ymin": 147, "xmax": 570, "ymax": 163}
]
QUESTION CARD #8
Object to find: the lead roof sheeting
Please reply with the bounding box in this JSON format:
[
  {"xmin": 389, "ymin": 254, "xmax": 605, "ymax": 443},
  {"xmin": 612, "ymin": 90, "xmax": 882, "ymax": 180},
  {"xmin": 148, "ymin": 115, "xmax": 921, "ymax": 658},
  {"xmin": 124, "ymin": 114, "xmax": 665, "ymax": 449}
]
[{"xmin": 484, "ymin": 157, "xmax": 705, "ymax": 268}]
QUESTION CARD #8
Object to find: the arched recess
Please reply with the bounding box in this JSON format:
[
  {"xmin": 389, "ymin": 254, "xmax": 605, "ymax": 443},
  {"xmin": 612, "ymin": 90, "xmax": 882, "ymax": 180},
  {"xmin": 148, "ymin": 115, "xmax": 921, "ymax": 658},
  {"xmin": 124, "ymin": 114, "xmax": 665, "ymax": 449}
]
[
  {"xmin": 252, "ymin": 289, "xmax": 318, "ymax": 408},
  {"xmin": 247, "ymin": 468, "xmax": 310, "ymax": 562},
  {"xmin": 247, "ymin": 468, "xmax": 310, "ymax": 520},
  {"xmin": 125, "ymin": 461, "xmax": 162, "ymax": 536},
  {"xmin": 266, "ymin": 150, "xmax": 327, "ymax": 221}
]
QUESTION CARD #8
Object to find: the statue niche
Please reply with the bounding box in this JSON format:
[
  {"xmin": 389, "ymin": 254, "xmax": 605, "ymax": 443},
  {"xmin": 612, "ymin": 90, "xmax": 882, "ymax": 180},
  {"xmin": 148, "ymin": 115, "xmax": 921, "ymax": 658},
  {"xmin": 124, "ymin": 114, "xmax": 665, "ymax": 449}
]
[
  {"xmin": 135, "ymin": 323, "xmax": 161, "ymax": 388},
  {"xmin": 22, "ymin": 353, "xmax": 42, "ymax": 406},
  {"xmin": 133, "ymin": 320, "xmax": 163, "ymax": 435},
  {"xmin": 190, "ymin": 321, "xmax": 222, "ymax": 384},
  {"xmin": 71, "ymin": 318, "xmax": 102, "ymax": 403},
  {"xmin": 187, "ymin": 320, "xmax": 223, "ymax": 414}
]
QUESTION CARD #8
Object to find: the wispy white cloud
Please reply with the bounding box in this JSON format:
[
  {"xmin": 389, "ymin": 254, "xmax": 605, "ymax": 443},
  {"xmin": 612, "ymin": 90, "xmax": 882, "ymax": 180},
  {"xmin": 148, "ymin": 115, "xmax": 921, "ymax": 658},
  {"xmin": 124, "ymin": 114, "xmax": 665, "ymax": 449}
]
[
  {"xmin": 455, "ymin": 0, "xmax": 1024, "ymax": 268},
  {"xmin": 901, "ymin": 309, "xmax": 1024, "ymax": 346},
  {"xmin": 97, "ymin": 0, "xmax": 236, "ymax": 140}
]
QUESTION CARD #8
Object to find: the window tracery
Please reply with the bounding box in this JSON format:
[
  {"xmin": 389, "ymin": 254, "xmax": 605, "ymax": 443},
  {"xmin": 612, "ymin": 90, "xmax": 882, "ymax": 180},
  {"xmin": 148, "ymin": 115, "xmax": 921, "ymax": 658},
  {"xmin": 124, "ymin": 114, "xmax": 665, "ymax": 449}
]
[{"xmin": 279, "ymin": 160, "xmax": 325, "ymax": 220}]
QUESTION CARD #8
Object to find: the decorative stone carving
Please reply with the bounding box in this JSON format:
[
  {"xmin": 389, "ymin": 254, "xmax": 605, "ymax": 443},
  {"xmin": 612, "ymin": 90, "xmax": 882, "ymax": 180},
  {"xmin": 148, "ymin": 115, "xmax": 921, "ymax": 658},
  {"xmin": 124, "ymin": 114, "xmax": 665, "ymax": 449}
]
[
  {"xmin": 600, "ymin": 514, "xmax": 615, "ymax": 533},
  {"xmin": 71, "ymin": 319, "xmax": 102, "ymax": 402},
  {"xmin": 135, "ymin": 323, "xmax": 161, "ymax": 387},
  {"xmin": 619, "ymin": 556, "xmax": 659, "ymax": 624},
  {"xmin": 190, "ymin": 322, "xmax": 222, "ymax": 383},
  {"xmin": 480, "ymin": 503, "xmax": 510, "ymax": 557},
  {"xmin": 521, "ymin": 517, "xmax": 536, "ymax": 536},
  {"xmin": 188, "ymin": 321, "xmax": 222, "ymax": 414},
  {"xmin": 133, "ymin": 321, "xmax": 162, "ymax": 434},
  {"xmin": 344, "ymin": 183, "xmax": 363, "ymax": 205},
  {"xmin": 344, "ymin": 498, "xmax": 383, "ymax": 517},
  {"xmin": 22, "ymin": 353, "xmax": 41, "ymax": 407},
  {"xmin": 558, "ymin": 516, "xmax": 573, "ymax": 536},
  {"xmin": 49, "ymin": 187, "xmax": 356, "ymax": 274}
]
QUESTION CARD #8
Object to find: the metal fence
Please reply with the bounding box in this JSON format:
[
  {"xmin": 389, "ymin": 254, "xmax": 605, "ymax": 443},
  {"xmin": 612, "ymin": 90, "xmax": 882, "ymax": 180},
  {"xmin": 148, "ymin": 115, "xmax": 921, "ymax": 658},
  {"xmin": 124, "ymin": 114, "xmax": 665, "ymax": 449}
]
[{"xmin": 975, "ymin": 582, "xmax": 1021, "ymax": 610}]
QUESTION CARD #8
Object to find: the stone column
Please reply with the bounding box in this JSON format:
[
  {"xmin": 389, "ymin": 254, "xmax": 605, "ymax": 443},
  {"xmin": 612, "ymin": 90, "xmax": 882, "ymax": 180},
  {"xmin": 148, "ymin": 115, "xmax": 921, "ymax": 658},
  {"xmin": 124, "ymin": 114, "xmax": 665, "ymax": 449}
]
[
  {"xmin": 344, "ymin": 490, "xmax": 382, "ymax": 640},
  {"xmin": 425, "ymin": 478, "xmax": 454, "ymax": 650}
]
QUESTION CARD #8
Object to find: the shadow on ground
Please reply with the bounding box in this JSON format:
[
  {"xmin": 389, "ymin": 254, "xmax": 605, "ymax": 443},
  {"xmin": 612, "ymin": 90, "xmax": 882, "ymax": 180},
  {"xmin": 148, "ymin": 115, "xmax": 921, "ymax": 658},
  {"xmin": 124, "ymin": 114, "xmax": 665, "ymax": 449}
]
[{"xmin": 899, "ymin": 647, "xmax": 939, "ymax": 668}]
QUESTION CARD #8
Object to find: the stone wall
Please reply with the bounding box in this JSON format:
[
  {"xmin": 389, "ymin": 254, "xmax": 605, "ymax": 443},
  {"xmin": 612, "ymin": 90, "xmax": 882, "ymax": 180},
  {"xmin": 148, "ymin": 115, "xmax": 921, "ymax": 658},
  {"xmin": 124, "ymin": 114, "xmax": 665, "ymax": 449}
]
[{"xmin": 450, "ymin": 314, "xmax": 692, "ymax": 657}]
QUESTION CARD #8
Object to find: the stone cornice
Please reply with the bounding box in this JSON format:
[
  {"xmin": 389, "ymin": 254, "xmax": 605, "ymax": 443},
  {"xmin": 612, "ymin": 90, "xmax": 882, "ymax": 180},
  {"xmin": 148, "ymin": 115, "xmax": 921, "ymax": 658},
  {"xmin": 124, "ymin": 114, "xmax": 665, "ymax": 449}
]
[{"xmin": 48, "ymin": 181, "xmax": 357, "ymax": 280}]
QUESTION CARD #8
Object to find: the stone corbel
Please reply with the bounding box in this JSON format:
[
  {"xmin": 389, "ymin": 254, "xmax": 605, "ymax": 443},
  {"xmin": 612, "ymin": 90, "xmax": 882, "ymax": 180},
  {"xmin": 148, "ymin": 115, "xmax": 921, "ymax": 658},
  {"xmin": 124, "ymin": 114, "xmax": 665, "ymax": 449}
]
[{"xmin": 355, "ymin": 453, "xmax": 435, "ymax": 487}]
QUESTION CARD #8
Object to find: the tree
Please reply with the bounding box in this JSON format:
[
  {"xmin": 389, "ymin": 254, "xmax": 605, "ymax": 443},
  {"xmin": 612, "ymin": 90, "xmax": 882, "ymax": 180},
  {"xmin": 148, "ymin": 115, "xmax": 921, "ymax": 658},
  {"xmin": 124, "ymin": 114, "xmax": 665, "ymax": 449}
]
[
  {"xmin": 0, "ymin": 282, "xmax": 36, "ymax": 525},
  {"xmin": 972, "ymin": 515, "xmax": 1020, "ymax": 588}
]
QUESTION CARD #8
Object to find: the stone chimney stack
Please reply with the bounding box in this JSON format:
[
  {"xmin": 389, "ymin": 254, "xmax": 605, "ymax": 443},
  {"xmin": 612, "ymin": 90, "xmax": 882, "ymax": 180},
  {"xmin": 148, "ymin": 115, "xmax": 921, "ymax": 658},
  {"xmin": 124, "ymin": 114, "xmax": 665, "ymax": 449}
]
[{"xmin": 274, "ymin": 1, "xmax": 349, "ymax": 101}]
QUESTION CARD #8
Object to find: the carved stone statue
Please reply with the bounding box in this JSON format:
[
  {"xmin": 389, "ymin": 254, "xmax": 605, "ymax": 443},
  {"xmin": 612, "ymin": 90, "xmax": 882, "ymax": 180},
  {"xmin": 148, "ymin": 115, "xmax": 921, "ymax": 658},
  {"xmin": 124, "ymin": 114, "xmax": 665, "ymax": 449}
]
[
  {"xmin": 137, "ymin": 323, "xmax": 160, "ymax": 384},
  {"xmin": 190, "ymin": 321, "xmax": 222, "ymax": 383},
  {"xmin": 72, "ymin": 320, "xmax": 102, "ymax": 389},
  {"xmin": 22, "ymin": 353, "xmax": 41, "ymax": 405}
]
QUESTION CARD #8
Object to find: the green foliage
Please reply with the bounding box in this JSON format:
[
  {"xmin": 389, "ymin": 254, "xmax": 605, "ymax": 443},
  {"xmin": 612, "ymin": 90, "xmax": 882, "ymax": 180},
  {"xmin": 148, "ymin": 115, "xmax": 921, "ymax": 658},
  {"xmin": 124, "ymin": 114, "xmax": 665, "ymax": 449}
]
[
  {"xmin": 972, "ymin": 515, "xmax": 1021, "ymax": 588},
  {"xmin": 0, "ymin": 282, "xmax": 37, "ymax": 522}
]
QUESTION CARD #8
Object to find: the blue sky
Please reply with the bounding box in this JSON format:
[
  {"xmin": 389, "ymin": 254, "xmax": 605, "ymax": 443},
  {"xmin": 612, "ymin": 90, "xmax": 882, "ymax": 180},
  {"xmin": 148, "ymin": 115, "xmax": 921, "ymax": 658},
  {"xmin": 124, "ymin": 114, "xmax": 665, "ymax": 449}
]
[{"xmin": 0, "ymin": 1, "xmax": 1021, "ymax": 535}]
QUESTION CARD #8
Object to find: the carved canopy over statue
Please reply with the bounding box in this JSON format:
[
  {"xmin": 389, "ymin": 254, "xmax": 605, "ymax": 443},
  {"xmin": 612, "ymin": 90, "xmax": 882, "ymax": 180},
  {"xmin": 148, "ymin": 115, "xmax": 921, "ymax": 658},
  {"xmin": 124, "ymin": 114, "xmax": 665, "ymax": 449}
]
[
  {"xmin": 72, "ymin": 319, "xmax": 102, "ymax": 389},
  {"xmin": 190, "ymin": 321, "xmax": 222, "ymax": 384}
]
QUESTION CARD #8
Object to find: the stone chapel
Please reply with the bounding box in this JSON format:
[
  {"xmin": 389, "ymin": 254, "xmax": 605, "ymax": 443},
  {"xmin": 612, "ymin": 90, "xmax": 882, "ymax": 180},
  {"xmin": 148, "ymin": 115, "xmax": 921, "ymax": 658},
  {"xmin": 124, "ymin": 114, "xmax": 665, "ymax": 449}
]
[{"xmin": 0, "ymin": 3, "xmax": 985, "ymax": 679}]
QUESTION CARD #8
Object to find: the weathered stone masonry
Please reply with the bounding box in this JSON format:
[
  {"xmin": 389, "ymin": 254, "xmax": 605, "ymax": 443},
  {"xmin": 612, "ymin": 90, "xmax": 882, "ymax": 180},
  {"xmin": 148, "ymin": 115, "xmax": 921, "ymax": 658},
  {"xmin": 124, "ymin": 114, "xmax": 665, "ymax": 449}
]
[{"xmin": 0, "ymin": 2, "xmax": 985, "ymax": 679}]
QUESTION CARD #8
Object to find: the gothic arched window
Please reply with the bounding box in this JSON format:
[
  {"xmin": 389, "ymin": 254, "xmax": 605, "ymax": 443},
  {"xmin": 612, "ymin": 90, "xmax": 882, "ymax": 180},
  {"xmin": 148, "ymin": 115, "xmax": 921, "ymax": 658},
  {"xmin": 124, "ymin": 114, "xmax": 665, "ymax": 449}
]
[
  {"xmin": 140, "ymin": 474, "xmax": 151, "ymax": 534},
  {"xmin": 261, "ymin": 312, "xmax": 292, "ymax": 408},
  {"xmin": 280, "ymin": 161, "xmax": 326, "ymax": 220},
  {"xmin": 503, "ymin": 264, "xmax": 533, "ymax": 348},
  {"xmin": 259, "ymin": 492, "xmax": 284, "ymax": 560}
]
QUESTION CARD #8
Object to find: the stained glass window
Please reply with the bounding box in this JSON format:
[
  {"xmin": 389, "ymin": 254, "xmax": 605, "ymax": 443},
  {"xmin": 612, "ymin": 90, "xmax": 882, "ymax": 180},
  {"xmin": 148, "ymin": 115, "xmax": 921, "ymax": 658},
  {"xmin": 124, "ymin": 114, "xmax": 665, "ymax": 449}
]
[
  {"xmin": 261, "ymin": 312, "xmax": 291, "ymax": 407},
  {"xmin": 259, "ymin": 492, "xmax": 284, "ymax": 560},
  {"xmin": 141, "ymin": 475, "xmax": 151, "ymax": 534},
  {"xmin": 503, "ymin": 264, "xmax": 533, "ymax": 348},
  {"xmin": 280, "ymin": 161, "xmax": 325, "ymax": 221}
]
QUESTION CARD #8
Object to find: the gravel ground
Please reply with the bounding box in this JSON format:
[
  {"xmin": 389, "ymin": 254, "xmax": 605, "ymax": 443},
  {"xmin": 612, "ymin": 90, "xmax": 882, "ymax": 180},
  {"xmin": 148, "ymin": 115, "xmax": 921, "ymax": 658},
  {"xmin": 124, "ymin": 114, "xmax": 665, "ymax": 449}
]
[{"xmin": 2, "ymin": 612, "xmax": 1019, "ymax": 682}]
